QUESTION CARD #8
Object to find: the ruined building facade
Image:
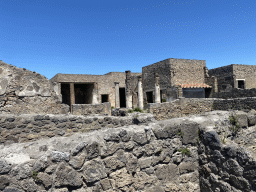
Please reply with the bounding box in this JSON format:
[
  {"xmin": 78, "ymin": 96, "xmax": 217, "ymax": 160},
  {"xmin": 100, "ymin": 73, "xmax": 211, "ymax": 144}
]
[
  {"xmin": 1, "ymin": 58, "xmax": 255, "ymax": 114},
  {"xmin": 50, "ymin": 72, "xmax": 141, "ymax": 110}
]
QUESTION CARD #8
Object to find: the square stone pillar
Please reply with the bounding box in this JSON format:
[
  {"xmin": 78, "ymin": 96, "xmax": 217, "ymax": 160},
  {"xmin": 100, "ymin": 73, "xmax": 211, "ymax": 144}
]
[
  {"xmin": 138, "ymin": 76, "xmax": 143, "ymax": 109},
  {"xmin": 154, "ymin": 72, "xmax": 161, "ymax": 103},
  {"xmin": 92, "ymin": 82, "xmax": 99, "ymax": 104},
  {"xmin": 114, "ymin": 82, "xmax": 120, "ymax": 108},
  {"xmin": 70, "ymin": 83, "xmax": 75, "ymax": 112}
]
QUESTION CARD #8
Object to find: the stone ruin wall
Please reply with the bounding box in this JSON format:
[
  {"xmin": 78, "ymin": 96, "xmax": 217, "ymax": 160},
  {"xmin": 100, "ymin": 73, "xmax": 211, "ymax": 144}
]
[
  {"xmin": 169, "ymin": 58, "xmax": 206, "ymax": 86},
  {"xmin": 0, "ymin": 116, "xmax": 201, "ymax": 192},
  {"xmin": 1, "ymin": 111, "xmax": 256, "ymax": 191},
  {"xmin": 148, "ymin": 97, "xmax": 256, "ymax": 120},
  {"xmin": 51, "ymin": 72, "xmax": 141, "ymax": 107},
  {"xmin": 232, "ymin": 64, "xmax": 256, "ymax": 89},
  {"xmin": 0, "ymin": 112, "xmax": 155, "ymax": 146},
  {"xmin": 72, "ymin": 103, "xmax": 112, "ymax": 116},
  {"xmin": 142, "ymin": 59, "xmax": 172, "ymax": 91},
  {"xmin": 0, "ymin": 61, "xmax": 69, "ymax": 115}
]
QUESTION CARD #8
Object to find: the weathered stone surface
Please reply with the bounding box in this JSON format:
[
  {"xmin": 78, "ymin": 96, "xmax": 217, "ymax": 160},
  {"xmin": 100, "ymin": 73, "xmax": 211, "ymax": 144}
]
[
  {"xmin": 181, "ymin": 122, "xmax": 199, "ymax": 144},
  {"xmin": 0, "ymin": 159, "xmax": 12, "ymax": 174},
  {"xmin": 37, "ymin": 172, "xmax": 52, "ymax": 188},
  {"xmin": 69, "ymin": 153, "xmax": 86, "ymax": 169},
  {"xmin": 54, "ymin": 162, "xmax": 83, "ymax": 187},
  {"xmin": 234, "ymin": 112, "xmax": 248, "ymax": 128},
  {"xmin": 0, "ymin": 175, "xmax": 10, "ymax": 190},
  {"xmin": 86, "ymin": 142, "xmax": 100, "ymax": 159},
  {"xmin": 104, "ymin": 156, "xmax": 125, "ymax": 171},
  {"xmin": 125, "ymin": 153, "xmax": 138, "ymax": 173},
  {"xmin": 10, "ymin": 164, "xmax": 31, "ymax": 180},
  {"xmin": 3, "ymin": 187, "xmax": 25, "ymax": 192},
  {"xmin": 178, "ymin": 162, "xmax": 198, "ymax": 175},
  {"xmin": 109, "ymin": 168, "xmax": 134, "ymax": 188},
  {"xmin": 70, "ymin": 142, "xmax": 88, "ymax": 156},
  {"xmin": 155, "ymin": 163, "xmax": 179, "ymax": 182},
  {"xmin": 223, "ymin": 159, "xmax": 244, "ymax": 176},
  {"xmin": 100, "ymin": 178, "xmax": 112, "ymax": 191},
  {"xmin": 83, "ymin": 159, "xmax": 107, "ymax": 183},
  {"xmin": 138, "ymin": 157, "xmax": 152, "ymax": 169},
  {"xmin": 133, "ymin": 171, "xmax": 156, "ymax": 190},
  {"xmin": 50, "ymin": 151, "xmax": 70, "ymax": 162},
  {"xmin": 204, "ymin": 131, "xmax": 222, "ymax": 150},
  {"xmin": 21, "ymin": 178, "xmax": 38, "ymax": 192},
  {"xmin": 133, "ymin": 131, "xmax": 148, "ymax": 145}
]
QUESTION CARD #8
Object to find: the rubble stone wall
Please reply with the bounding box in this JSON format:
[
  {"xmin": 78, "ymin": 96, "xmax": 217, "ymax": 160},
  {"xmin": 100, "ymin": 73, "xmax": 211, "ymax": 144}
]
[
  {"xmin": 148, "ymin": 97, "xmax": 256, "ymax": 120},
  {"xmin": 0, "ymin": 61, "xmax": 69, "ymax": 114},
  {"xmin": 212, "ymin": 88, "xmax": 256, "ymax": 99},
  {"xmin": 0, "ymin": 118, "xmax": 200, "ymax": 192},
  {"xmin": 0, "ymin": 113, "xmax": 155, "ymax": 145},
  {"xmin": 72, "ymin": 102, "xmax": 111, "ymax": 116},
  {"xmin": 199, "ymin": 127, "xmax": 256, "ymax": 192}
]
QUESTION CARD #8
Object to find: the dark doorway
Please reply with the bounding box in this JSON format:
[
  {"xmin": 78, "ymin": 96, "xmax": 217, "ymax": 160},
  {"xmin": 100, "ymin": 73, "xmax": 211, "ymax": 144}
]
[
  {"xmin": 160, "ymin": 90, "xmax": 163, "ymax": 103},
  {"xmin": 146, "ymin": 91, "xmax": 153, "ymax": 103},
  {"xmin": 61, "ymin": 83, "xmax": 70, "ymax": 106},
  {"xmin": 205, "ymin": 88, "xmax": 211, "ymax": 98},
  {"xmin": 119, "ymin": 88, "xmax": 126, "ymax": 108},
  {"xmin": 101, "ymin": 94, "xmax": 109, "ymax": 103},
  {"xmin": 238, "ymin": 80, "xmax": 244, "ymax": 89},
  {"xmin": 74, "ymin": 84, "xmax": 94, "ymax": 104}
]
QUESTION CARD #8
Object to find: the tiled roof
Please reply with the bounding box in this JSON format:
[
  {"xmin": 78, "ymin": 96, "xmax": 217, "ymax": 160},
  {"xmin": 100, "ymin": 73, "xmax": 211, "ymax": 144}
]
[{"xmin": 176, "ymin": 83, "xmax": 212, "ymax": 88}]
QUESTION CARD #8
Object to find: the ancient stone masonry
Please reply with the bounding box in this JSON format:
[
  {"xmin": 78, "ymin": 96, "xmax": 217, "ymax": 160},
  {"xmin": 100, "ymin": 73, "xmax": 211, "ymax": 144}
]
[
  {"xmin": 209, "ymin": 64, "xmax": 256, "ymax": 92},
  {"xmin": 51, "ymin": 72, "xmax": 141, "ymax": 109},
  {"xmin": 0, "ymin": 61, "xmax": 69, "ymax": 114},
  {"xmin": 148, "ymin": 97, "xmax": 256, "ymax": 120},
  {"xmin": 0, "ymin": 115, "xmax": 200, "ymax": 192},
  {"xmin": 2, "ymin": 111, "xmax": 256, "ymax": 191},
  {"xmin": 142, "ymin": 58, "xmax": 213, "ymax": 106},
  {"xmin": 0, "ymin": 112, "xmax": 154, "ymax": 145}
]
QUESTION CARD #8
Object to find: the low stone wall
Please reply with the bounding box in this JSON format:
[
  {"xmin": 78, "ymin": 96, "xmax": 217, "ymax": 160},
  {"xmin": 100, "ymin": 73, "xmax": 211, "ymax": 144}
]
[
  {"xmin": 148, "ymin": 97, "xmax": 256, "ymax": 120},
  {"xmin": 0, "ymin": 113, "xmax": 155, "ymax": 145},
  {"xmin": 0, "ymin": 118, "xmax": 200, "ymax": 192},
  {"xmin": 72, "ymin": 102, "xmax": 111, "ymax": 116},
  {"xmin": 212, "ymin": 88, "xmax": 256, "ymax": 99}
]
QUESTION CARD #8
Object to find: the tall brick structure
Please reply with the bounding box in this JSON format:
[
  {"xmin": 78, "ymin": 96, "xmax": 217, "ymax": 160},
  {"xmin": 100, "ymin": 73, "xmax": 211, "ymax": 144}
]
[{"xmin": 142, "ymin": 58, "xmax": 213, "ymax": 105}]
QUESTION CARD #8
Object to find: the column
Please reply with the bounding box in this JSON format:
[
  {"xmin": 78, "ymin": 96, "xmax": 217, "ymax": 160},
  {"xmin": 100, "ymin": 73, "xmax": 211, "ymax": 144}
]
[
  {"xmin": 114, "ymin": 82, "xmax": 120, "ymax": 108},
  {"xmin": 92, "ymin": 82, "xmax": 99, "ymax": 104},
  {"xmin": 125, "ymin": 70, "xmax": 132, "ymax": 108},
  {"xmin": 154, "ymin": 72, "xmax": 161, "ymax": 103},
  {"xmin": 70, "ymin": 83, "xmax": 75, "ymax": 112},
  {"xmin": 138, "ymin": 76, "xmax": 143, "ymax": 109}
]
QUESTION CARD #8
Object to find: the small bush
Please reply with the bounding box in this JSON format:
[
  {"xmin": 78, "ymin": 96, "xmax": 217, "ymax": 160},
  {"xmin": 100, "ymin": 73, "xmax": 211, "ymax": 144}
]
[
  {"xmin": 133, "ymin": 107, "xmax": 143, "ymax": 112},
  {"xmin": 221, "ymin": 135, "xmax": 227, "ymax": 144},
  {"xmin": 32, "ymin": 170, "xmax": 39, "ymax": 181},
  {"xmin": 177, "ymin": 130, "xmax": 184, "ymax": 137},
  {"xmin": 128, "ymin": 109, "xmax": 134, "ymax": 113},
  {"xmin": 178, "ymin": 147, "xmax": 191, "ymax": 156},
  {"xmin": 162, "ymin": 98, "xmax": 166, "ymax": 102},
  {"xmin": 229, "ymin": 115, "xmax": 240, "ymax": 133}
]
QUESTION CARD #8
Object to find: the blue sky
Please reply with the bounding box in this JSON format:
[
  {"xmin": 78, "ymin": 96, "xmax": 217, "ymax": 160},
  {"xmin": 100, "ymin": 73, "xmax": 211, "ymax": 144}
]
[{"xmin": 1, "ymin": 0, "xmax": 255, "ymax": 79}]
